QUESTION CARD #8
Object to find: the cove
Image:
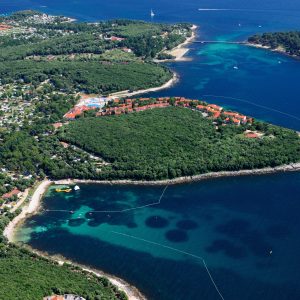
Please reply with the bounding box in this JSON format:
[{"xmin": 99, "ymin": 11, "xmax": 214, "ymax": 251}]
[{"xmin": 15, "ymin": 173, "xmax": 300, "ymax": 300}]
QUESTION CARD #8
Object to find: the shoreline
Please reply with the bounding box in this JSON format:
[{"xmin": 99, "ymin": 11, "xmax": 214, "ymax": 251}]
[
  {"xmin": 22, "ymin": 245, "xmax": 146, "ymax": 300},
  {"xmin": 109, "ymin": 71, "xmax": 178, "ymax": 98},
  {"xmin": 54, "ymin": 162, "xmax": 300, "ymax": 186},
  {"xmin": 108, "ymin": 25, "xmax": 197, "ymax": 99},
  {"xmin": 246, "ymin": 42, "xmax": 300, "ymax": 61},
  {"xmin": 154, "ymin": 24, "xmax": 198, "ymax": 62},
  {"xmin": 3, "ymin": 179, "xmax": 51, "ymax": 241},
  {"xmin": 4, "ymin": 162, "xmax": 300, "ymax": 299},
  {"xmin": 4, "ymin": 180, "xmax": 146, "ymax": 300}
]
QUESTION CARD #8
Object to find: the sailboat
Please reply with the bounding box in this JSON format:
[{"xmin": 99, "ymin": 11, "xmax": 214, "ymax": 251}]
[{"xmin": 151, "ymin": 9, "xmax": 155, "ymax": 18}]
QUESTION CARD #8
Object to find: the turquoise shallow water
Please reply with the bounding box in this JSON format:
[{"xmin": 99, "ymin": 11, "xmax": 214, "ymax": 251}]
[
  {"xmin": 4, "ymin": 0, "xmax": 300, "ymax": 299},
  {"xmin": 15, "ymin": 173, "xmax": 300, "ymax": 300}
]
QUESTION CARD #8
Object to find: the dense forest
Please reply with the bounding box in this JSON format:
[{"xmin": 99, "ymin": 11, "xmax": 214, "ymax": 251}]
[
  {"xmin": 0, "ymin": 217, "xmax": 126, "ymax": 300},
  {"xmin": 2, "ymin": 107, "xmax": 299, "ymax": 181},
  {"xmin": 0, "ymin": 60, "xmax": 172, "ymax": 94},
  {"xmin": 248, "ymin": 31, "xmax": 300, "ymax": 57},
  {"xmin": 0, "ymin": 12, "xmax": 189, "ymax": 94},
  {"xmin": 59, "ymin": 107, "xmax": 300, "ymax": 180}
]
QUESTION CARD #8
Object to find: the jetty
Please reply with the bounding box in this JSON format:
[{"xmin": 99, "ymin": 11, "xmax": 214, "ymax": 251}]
[{"xmin": 193, "ymin": 40, "xmax": 246, "ymax": 44}]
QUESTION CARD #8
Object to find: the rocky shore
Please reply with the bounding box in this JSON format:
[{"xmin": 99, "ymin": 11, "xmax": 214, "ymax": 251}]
[
  {"xmin": 247, "ymin": 42, "xmax": 300, "ymax": 61},
  {"xmin": 25, "ymin": 247, "xmax": 147, "ymax": 300},
  {"xmin": 55, "ymin": 162, "xmax": 300, "ymax": 186}
]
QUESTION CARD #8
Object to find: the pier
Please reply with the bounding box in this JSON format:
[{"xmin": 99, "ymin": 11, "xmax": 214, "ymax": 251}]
[{"xmin": 193, "ymin": 40, "xmax": 246, "ymax": 44}]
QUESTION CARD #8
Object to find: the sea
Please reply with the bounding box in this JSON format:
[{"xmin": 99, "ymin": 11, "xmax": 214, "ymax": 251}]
[{"xmin": 4, "ymin": 0, "xmax": 300, "ymax": 299}]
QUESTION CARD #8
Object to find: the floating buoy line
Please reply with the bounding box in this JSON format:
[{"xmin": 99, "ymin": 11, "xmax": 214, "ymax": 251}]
[
  {"xmin": 202, "ymin": 94, "xmax": 300, "ymax": 122},
  {"xmin": 110, "ymin": 230, "xmax": 226, "ymax": 300},
  {"xmin": 45, "ymin": 185, "xmax": 169, "ymax": 214},
  {"xmin": 41, "ymin": 184, "xmax": 226, "ymax": 299}
]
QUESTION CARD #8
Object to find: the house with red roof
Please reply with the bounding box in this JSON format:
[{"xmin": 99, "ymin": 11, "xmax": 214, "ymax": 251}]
[
  {"xmin": 110, "ymin": 36, "xmax": 125, "ymax": 41},
  {"xmin": 207, "ymin": 104, "xmax": 223, "ymax": 111},
  {"xmin": 1, "ymin": 188, "xmax": 21, "ymax": 200},
  {"xmin": 53, "ymin": 122, "xmax": 63, "ymax": 129},
  {"xmin": 245, "ymin": 132, "xmax": 258, "ymax": 138},
  {"xmin": 0, "ymin": 24, "xmax": 12, "ymax": 31},
  {"xmin": 232, "ymin": 118, "xmax": 241, "ymax": 125}
]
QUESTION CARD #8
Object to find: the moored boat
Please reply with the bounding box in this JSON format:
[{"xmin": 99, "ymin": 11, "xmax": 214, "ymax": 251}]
[
  {"xmin": 74, "ymin": 185, "xmax": 80, "ymax": 191},
  {"xmin": 55, "ymin": 188, "xmax": 72, "ymax": 193}
]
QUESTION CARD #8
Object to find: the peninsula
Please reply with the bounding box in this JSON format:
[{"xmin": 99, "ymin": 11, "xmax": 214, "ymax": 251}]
[{"xmin": 248, "ymin": 31, "xmax": 300, "ymax": 58}]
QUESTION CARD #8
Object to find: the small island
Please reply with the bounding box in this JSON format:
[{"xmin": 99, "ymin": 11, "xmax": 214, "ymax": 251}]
[{"xmin": 248, "ymin": 31, "xmax": 300, "ymax": 58}]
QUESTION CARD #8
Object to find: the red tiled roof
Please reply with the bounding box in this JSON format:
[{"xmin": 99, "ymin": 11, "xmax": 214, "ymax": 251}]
[
  {"xmin": 207, "ymin": 104, "xmax": 223, "ymax": 111},
  {"xmin": 2, "ymin": 188, "xmax": 21, "ymax": 199},
  {"xmin": 245, "ymin": 132, "xmax": 258, "ymax": 138},
  {"xmin": 53, "ymin": 122, "xmax": 63, "ymax": 129},
  {"xmin": 232, "ymin": 118, "xmax": 241, "ymax": 124},
  {"xmin": 213, "ymin": 111, "xmax": 221, "ymax": 118},
  {"xmin": 111, "ymin": 36, "xmax": 125, "ymax": 41},
  {"xmin": 50, "ymin": 296, "xmax": 64, "ymax": 300},
  {"xmin": 224, "ymin": 111, "xmax": 237, "ymax": 117}
]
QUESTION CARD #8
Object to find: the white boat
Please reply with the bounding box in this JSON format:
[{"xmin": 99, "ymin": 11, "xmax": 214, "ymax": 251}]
[
  {"xmin": 74, "ymin": 185, "xmax": 80, "ymax": 191},
  {"xmin": 151, "ymin": 9, "xmax": 155, "ymax": 18},
  {"xmin": 233, "ymin": 66, "xmax": 239, "ymax": 70}
]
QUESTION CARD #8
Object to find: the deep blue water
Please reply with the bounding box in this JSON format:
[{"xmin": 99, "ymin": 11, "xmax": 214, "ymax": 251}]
[
  {"xmin": 4, "ymin": 1, "xmax": 300, "ymax": 299},
  {"xmin": 15, "ymin": 173, "xmax": 300, "ymax": 300}
]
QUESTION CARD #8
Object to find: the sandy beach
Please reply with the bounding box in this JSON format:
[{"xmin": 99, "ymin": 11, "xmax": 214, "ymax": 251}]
[
  {"xmin": 3, "ymin": 179, "xmax": 51, "ymax": 241},
  {"xmin": 109, "ymin": 71, "xmax": 178, "ymax": 99},
  {"xmin": 101, "ymin": 25, "xmax": 197, "ymax": 99},
  {"xmin": 4, "ymin": 179, "xmax": 146, "ymax": 300},
  {"xmin": 155, "ymin": 25, "xmax": 198, "ymax": 62}
]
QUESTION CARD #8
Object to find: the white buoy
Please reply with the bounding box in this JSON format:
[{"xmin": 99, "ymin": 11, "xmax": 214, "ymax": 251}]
[{"xmin": 74, "ymin": 185, "xmax": 80, "ymax": 191}]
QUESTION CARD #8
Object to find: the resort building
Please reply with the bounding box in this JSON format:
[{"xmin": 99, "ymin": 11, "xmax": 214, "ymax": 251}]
[
  {"xmin": 1, "ymin": 188, "xmax": 21, "ymax": 200},
  {"xmin": 43, "ymin": 294, "xmax": 86, "ymax": 300},
  {"xmin": 0, "ymin": 24, "xmax": 12, "ymax": 31},
  {"xmin": 64, "ymin": 96, "xmax": 253, "ymax": 126},
  {"xmin": 64, "ymin": 97, "xmax": 110, "ymax": 119}
]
